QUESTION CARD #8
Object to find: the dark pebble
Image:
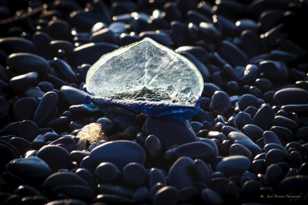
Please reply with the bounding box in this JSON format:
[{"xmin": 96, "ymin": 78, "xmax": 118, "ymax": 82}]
[
  {"xmin": 60, "ymin": 85, "xmax": 90, "ymax": 105},
  {"xmin": 0, "ymin": 37, "xmax": 36, "ymax": 54},
  {"xmin": 6, "ymin": 156, "xmax": 51, "ymax": 183},
  {"xmin": 70, "ymin": 42, "xmax": 118, "ymax": 66},
  {"xmin": 153, "ymin": 186, "xmax": 179, "ymax": 205},
  {"xmin": 89, "ymin": 140, "xmax": 145, "ymax": 169},
  {"xmin": 274, "ymin": 87, "xmax": 308, "ymax": 105},
  {"xmin": 238, "ymin": 94, "xmax": 263, "ymax": 110},
  {"xmin": 265, "ymin": 164, "xmax": 285, "ymax": 185},
  {"xmin": 0, "ymin": 120, "xmax": 38, "ymax": 141},
  {"xmin": 209, "ymin": 91, "xmax": 231, "ymax": 114},
  {"xmin": 33, "ymin": 91, "xmax": 58, "ymax": 126},
  {"xmin": 50, "ymin": 58, "xmax": 77, "ymax": 83},
  {"xmin": 7, "ymin": 52, "xmax": 50, "ymax": 76},
  {"xmin": 9, "ymin": 72, "xmax": 38, "ymax": 93},
  {"xmin": 95, "ymin": 162, "xmax": 120, "ymax": 183},
  {"xmin": 216, "ymin": 155, "xmax": 251, "ymax": 176},
  {"xmin": 253, "ymin": 104, "xmax": 274, "ymax": 129},
  {"xmin": 167, "ymin": 157, "xmax": 194, "ymax": 189},
  {"xmin": 37, "ymin": 145, "xmax": 72, "ymax": 171},
  {"xmin": 259, "ymin": 60, "xmax": 288, "ymax": 81},
  {"xmin": 242, "ymin": 124, "xmax": 264, "ymax": 141},
  {"xmin": 123, "ymin": 162, "xmax": 147, "ymax": 187}
]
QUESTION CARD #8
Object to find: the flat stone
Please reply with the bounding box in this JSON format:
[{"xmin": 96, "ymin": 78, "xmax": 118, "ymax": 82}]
[
  {"xmin": 274, "ymin": 87, "xmax": 308, "ymax": 105},
  {"xmin": 167, "ymin": 157, "xmax": 194, "ymax": 189},
  {"xmin": 216, "ymin": 155, "xmax": 251, "ymax": 176},
  {"xmin": 89, "ymin": 140, "xmax": 145, "ymax": 169}
]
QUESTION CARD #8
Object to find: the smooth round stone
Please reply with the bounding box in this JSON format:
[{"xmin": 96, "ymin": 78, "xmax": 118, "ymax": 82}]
[
  {"xmin": 270, "ymin": 126, "xmax": 293, "ymax": 142},
  {"xmin": 148, "ymin": 168, "xmax": 166, "ymax": 188},
  {"xmin": 259, "ymin": 60, "xmax": 288, "ymax": 81},
  {"xmin": 263, "ymin": 131, "xmax": 282, "ymax": 145},
  {"xmin": 265, "ymin": 164, "xmax": 284, "ymax": 185},
  {"xmin": 218, "ymin": 40, "xmax": 248, "ymax": 66},
  {"xmin": 70, "ymin": 42, "xmax": 118, "ymax": 66},
  {"xmin": 60, "ymin": 85, "xmax": 90, "ymax": 105},
  {"xmin": 144, "ymin": 117, "xmax": 197, "ymax": 149},
  {"xmin": 273, "ymin": 115, "xmax": 298, "ymax": 129},
  {"xmin": 253, "ymin": 104, "xmax": 274, "ymax": 129},
  {"xmin": 7, "ymin": 156, "xmax": 51, "ymax": 182},
  {"xmin": 95, "ymin": 162, "xmax": 120, "ymax": 183},
  {"xmin": 37, "ymin": 145, "xmax": 71, "ymax": 171},
  {"xmin": 43, "ymin": 172, "xmax": 93, "ymax": 200},
  {"xmin": 13, "ymin": 97, "xmax": 37, "ymax": 121},
  {"xmin": 75, "ymin": 168, "xmax": 96, "ymax": 190},
  {"xmin": 167, "ymin": 157, "xmax": 194, "ymax": 189},
  {"xmin": 234, "ymin": 111, "xmax": 252, "ymax": 129},
  {"xmin": 199, "ymin": 22, "xmax": 222, "ymax": 43},
  {"xmin": 9, "ymin": 72, "xmax": 38, "ymax": 93},
  {"xmin": 50, "ymin": 58, "xmax": 77, "ymax": 83},
  {"xmin": 297, "ymin": 126, "xmax": 308, "ymax": 140},
  {"xmin": 210, "ymin": 91, "xmax": 231, "ymax": 114},
  {"xmin": 229, "ymin": 143, "xmax": 252, "ymax": 159},
  {"xmin": 145, "ymin": 134, "xmax": 162, "ymax": 158},
  {"xmin": 7, "ymin": 53, "xmax": 50, "ymax": 75},
  {"xmin": 201, "ymin": 188, "xmax": 223, "ymax": 205},
  {"xmin": 238, "ymin": 94, "xmax": 263, "ymax": 110},
  {"xmin": 274, "ymin": 87, "xmax": 308, "ymax": 105},
  {"xmin": 193, "ymin": 159, "xmax": 211, "ymax": 183},
  {"xmin": 241, "ymin": 64, "xmax": 258, "ymax": 83},
  {"xmin": 216, "ymin": 155, "xmax": 251, "ymax": 176},
  {"xmin": 0, "ymin": 37, "xmax": 36, "ymax": 54},
  {"xmin": 123, "ymin": 162, "xmax": 147, "ymax": 187},
  {"xmin": 49, "ymin": 40, "xmax": 74, "ymax": 56},
  {"xmin": 1, "ymin": 120, "xmax": 39, "ymax": 141},
  {"xmin": 43, "ymin": 171, "xmax": 89, "ymax": 188},
  {"xmin": 38, "ymin": 81, "xmax": 54, "ymax": 92},
  {"xmin": 203, "ymin": 83, "xmax": 221, "ymax": 97},
  {"xmin": 33, "ymin": 91, "xmax": 58, "ymax": 126},
  {"xmin": 165, "ymin": 141, "xmax": 216, "ymax": 161},
  {"xmin": 153, "ymin": 186, "xmax": 179, "ymax": 205},
  {"xmin": 228, "ymin": 131, "xmax": 262, "ymax": 154},
  {"xmin": 47, "ymin": 19, "xmax": 71, "ymax": 40},
  {"xmin": 265, "ymin": 148, "xmax": 287, "ymax": 164},
  {"xmin": 279, "ymin": 175, "xmax": 308, "ymax": 194},
  {"xmin": 90, "ymin": 140, "xmax": 145, "ymax": 169},
  {"xmin": 242, "ymin": 124, "xmax": 264, "ymax": 141}
]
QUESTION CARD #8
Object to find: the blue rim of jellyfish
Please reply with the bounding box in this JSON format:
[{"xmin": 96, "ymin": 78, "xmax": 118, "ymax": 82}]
[{"xmin": 87, "ymin": 95, "xmax": 203, "ymax": 120}]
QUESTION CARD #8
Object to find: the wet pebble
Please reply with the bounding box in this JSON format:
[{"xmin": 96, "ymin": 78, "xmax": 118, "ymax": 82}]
[
  {"xmin": 33, "ymin": 91, "xmax": 58, "ymax": 126},
  {"xmin": 37, "ymin": 145, "xmax": 72, "ymax": 171},
  {"xmin": 216, "ymin": 155, "xmax": 251, "ymax": 176},
  {"xmin": 7, "ymin": 52, "xmax": 50, "ymax": 76},
  {"xmin": 274, "ymin": 87, "xmax": 308, "ymax": 105},
  {"xmin": 95, "ymin": 162, "xmax": 120, "ymax": 183},
  {"xmin": 210, "ymin": 91, "xmax": 231, "ymax": 114},
  {"xmin": 6, "ymin": 156, "xmax": 51, "ymax": 183},
  {"xmin": 89, "ymin": 140, "xmax": 145, "ymax": 169}
]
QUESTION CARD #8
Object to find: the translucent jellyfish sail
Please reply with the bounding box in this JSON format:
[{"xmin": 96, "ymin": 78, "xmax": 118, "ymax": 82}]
[{"xmin": 86, "ymin": 38, "xmax": 204, "ymax": 117}]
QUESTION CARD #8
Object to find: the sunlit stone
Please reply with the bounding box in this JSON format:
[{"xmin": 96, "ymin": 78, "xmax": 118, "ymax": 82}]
[{"xmin": 86, "ymin": 38, "xmax": 204, "ymax": 115}]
